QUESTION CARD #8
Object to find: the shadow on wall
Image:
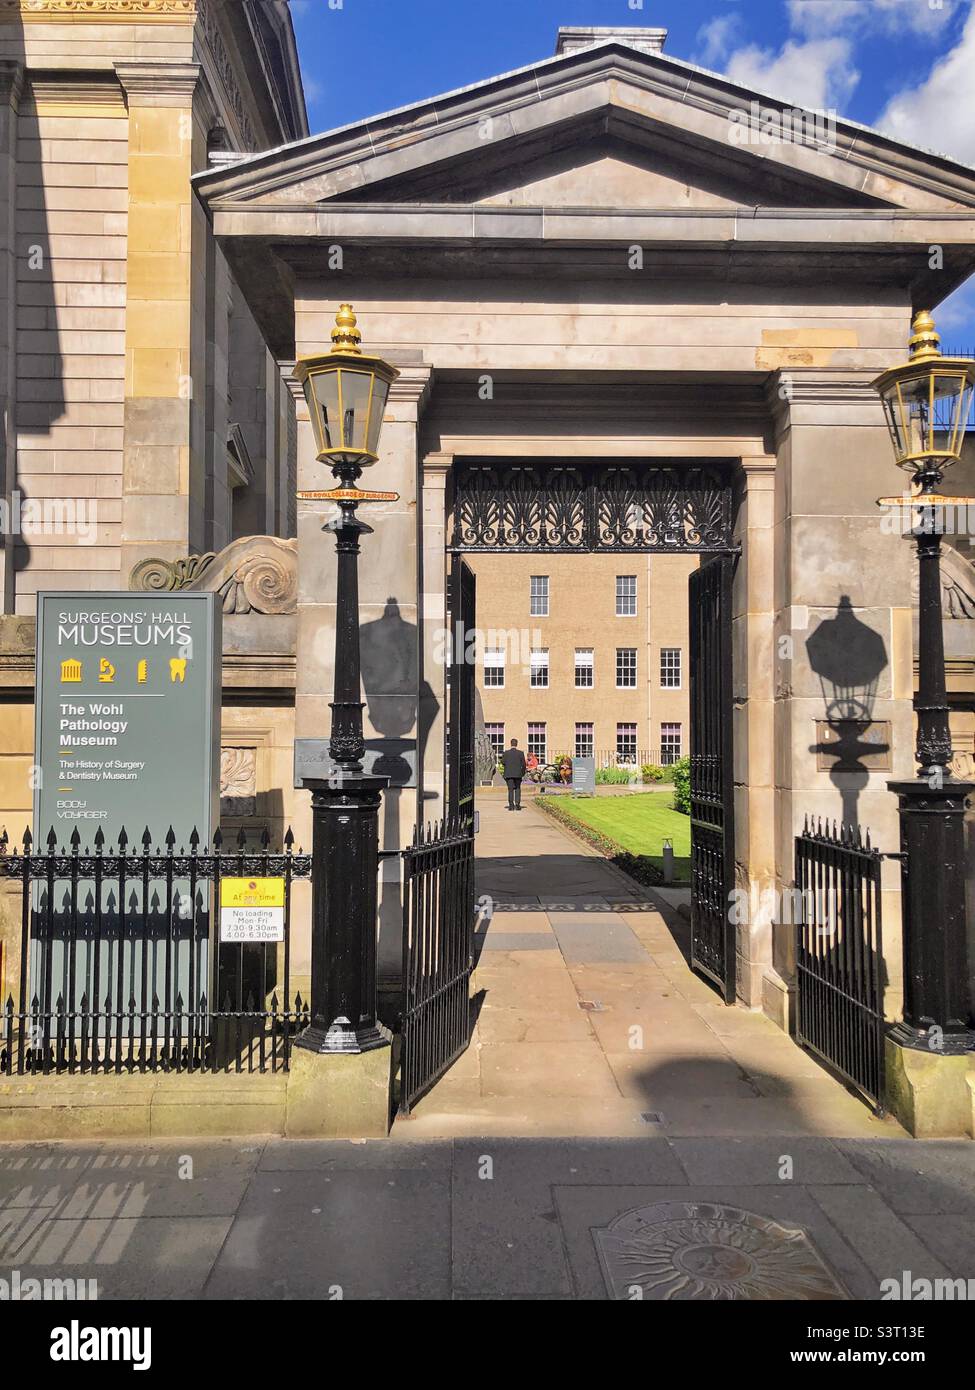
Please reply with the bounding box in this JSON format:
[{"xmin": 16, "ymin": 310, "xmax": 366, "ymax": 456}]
[
  {"xmin": 806, "ymin": 595, "xmax": 889, "ymax": 832},
  {"xmin": 359, "ymin": 596, "xmax": 439, "ymax": 1013}
]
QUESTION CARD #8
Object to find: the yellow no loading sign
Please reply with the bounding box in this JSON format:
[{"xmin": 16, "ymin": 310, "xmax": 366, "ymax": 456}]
[{"xmin": 219, "ymin": 877, "xmax": 285, "ymax": 943}]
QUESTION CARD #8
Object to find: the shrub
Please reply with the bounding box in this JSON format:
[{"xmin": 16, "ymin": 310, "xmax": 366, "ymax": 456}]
[
  {"xmin": 595, "ymin": 765, "xmax": 631, "ymax": 784},
  {"xmin": 671, "ymin": 755, "xmax": 691, "ymax": 814},
  {"xmin": 641, "ymin": 763, "xmax": 665, "ymax": 783}
]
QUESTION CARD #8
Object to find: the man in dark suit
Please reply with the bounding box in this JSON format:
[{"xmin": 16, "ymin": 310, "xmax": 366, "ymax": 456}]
[{"xmin": 500, "ymin": 738, "xmax": 527, "ymax": 811}]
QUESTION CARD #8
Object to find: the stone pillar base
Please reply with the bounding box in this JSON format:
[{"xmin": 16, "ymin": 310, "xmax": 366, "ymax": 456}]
[
  {"xmin": 885, "ymin": 1035, "xmax": 975, "ymax": 1138},
  {"xmin": 285, "ymin": 1037, "xmax": 394, "ymax": 1138}
]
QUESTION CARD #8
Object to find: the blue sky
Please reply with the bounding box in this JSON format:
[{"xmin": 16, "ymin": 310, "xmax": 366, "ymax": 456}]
[{"xmin": 288, "ymin": 0, "xmax": 975, "ymax": 331}]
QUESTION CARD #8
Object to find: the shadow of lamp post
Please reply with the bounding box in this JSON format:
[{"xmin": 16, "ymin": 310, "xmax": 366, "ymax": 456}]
[
  {"xmin": 873, "ymin": 310, "xmax": 975, "ymax": 1054},
  {"xmin": 806, "ymin": 595, "xmax": 889, "ymax": 831},
  {"xmin": 293, "ymin": 305, "xmax": 400, "ymax": 1054}
]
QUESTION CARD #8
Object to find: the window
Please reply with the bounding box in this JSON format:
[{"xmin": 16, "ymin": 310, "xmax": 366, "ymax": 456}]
[
  {"xmin": 575, "ymin": 722, "xmax": 594, "ymax": 758},
  {"xmin": 527, "ymin": 723, "xmax": 547, "ymax": 763},
  {"xmin": 660, "ymin": 648, "xmax": 682, "ymax": 689},
  {"xmin": 485, "ymin": 723, "xmax": 505, "ymax": 759},
  {"xmin": 661, "ymin": 723, "xmax": 682, "ymax": 765},
  {"xmin": 574, "ymin": 648, "xmax": 594, "ymax": 688},
  {"xmin": 483, "ymin": 647, "xmax": 505, "ymax": 688},
  {"xmin": 617, "ymin": 723, "xmax": 638, "ymax": 763},
  {"xmin": 530, "ymin": 647, "xmax": 549, "ymax": 688},
  {"xmin": 530, "ymin": 575, "xmax": 549, "ymax": 617},
  {"xmin": 616, "ymin": 648, "xmax": 637, "ymax": 688},
  {"xmin": 616, "ymin": 575, "xmax": 637, "ymax": 617}
]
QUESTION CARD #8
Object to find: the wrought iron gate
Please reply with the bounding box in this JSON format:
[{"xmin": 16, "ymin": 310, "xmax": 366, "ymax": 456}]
[
  {"xmin": 399, "ymin": 814, "xmax": 476, "ymax": 1113},
  {"xmin": 689, "ymin": 553, "xmax": 737, "ymax": 1001},
  {"xmin": 795, "ymin": 819, "xmax": 886, "ymax": 1112},
  {"xmin": 446, "ymin": 555, "xmax": 476, "ymax": 818}
]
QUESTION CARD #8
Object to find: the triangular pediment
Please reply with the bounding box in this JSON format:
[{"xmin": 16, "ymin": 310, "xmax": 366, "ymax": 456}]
[{"xmin": 197, "ymin": 41, "xmax": 975, "ymax": 213}]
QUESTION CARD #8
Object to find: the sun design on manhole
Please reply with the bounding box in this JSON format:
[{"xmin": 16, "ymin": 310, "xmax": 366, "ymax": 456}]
[{"xmin": 593, "ymin": 1202, "xmax": 847, "ymax": 1301}]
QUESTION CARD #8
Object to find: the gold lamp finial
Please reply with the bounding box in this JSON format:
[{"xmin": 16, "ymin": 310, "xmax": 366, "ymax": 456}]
[
  {"xmin": 331, "ymin": 303, "xmax": 362, "ymax": 355},
  {"xmin": 909, "ymin": 310, "xmax": 941, "ymax": 362}
]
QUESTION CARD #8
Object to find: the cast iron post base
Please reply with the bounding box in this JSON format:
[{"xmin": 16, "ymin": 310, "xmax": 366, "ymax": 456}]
[
  {"xmin": 295, "ymin": 773, "xmax": 391, "ymax": 1056},
  {"xmin": 887, "ymin": 775, "xmax": 975, "ymax": 1053}
]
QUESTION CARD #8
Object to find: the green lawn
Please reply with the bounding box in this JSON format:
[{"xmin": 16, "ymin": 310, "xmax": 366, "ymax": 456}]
[{"xmin": 550, "ymin": 793, "xmax": 691, "ymax": 882}]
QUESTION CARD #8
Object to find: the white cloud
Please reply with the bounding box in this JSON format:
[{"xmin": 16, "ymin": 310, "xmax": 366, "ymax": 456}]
[
  {"xmin": 788, "ymin": 0, "xmax": 958, "ymax": 39},
  {"xmin": 725, "ymin": 36, "xmax": 860, "ymax": 111},
  {"xmin": 875, "ymin": 4, "xmax": 975, "ymax": 163},
  {"xmin": 693, "ymin": 15, "xmax": 744, "ymax": 68}
]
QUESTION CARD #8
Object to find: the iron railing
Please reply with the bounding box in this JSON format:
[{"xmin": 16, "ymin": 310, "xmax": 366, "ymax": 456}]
[
  {"xmin": 595, "ymin": 749, "xmax": 667, "ymax": 770},
  {"xmin": 399, "ymin": 814, "xmax": 475, "ymax": 1113},
  {"xmin": 794, "ymin": 817, "xmax": 886, "ymax": 1113},
  {"xmin": 0, "ymin": 825, "xmax": 311, "ymax": 1076}
]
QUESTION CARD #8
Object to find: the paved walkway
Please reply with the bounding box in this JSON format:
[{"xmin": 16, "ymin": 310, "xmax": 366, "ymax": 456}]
[
  {"xmin": 3, "ymin": 801, "xmax": 973, "ymax": 1303},
  {"xmin": 399, "ymin": 798, "xmax": 904, "ymax": 1140}
]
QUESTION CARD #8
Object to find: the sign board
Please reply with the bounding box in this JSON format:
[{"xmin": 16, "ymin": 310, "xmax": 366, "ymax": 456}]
[
  {"xmin": 219, "ymin": 877, "xmax": 285, "ymax": 944},
  {"xmin": 571, "ymin": 756, "xmax": 596, "ymax": 796},
  {"xmin": 32, "ymin": 593, "xmax": 221, "ymax": 1018},
  {"xmin": 294, "ymin": 737, "xmax": 416, "ymax": 788},
  {"xmin": 34, "ymin": 592, "xmax": 221, "ymax": 848}
]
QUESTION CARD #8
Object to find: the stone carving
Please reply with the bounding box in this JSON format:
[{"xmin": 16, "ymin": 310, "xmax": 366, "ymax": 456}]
[
  {"xmin": 593, "ymin": 1201, "xmax": 848, "ymax": 1301},
  {"xmin": 220, "ymin": 747, "xmax": 256, "ymax": 817},
  {"xmin": 910, "ymin": 542, "xmax": 975, "ymax": 618},
  {"xmin": 129, "ymin": 536, "xmax": 297, "ymax": 615},
  {"xmin": 7, "ymin": 1, "xmax": 197, "ymax": 15}
]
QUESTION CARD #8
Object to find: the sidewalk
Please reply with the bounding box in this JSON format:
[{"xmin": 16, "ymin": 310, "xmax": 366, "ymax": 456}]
[
  {"xmin": 399, "ymin": 798, "xmax": 903, "ymax": 1140},
  {"xmin": 2, "ymin": 801, "xmax": 972, "ymax": 1301}
]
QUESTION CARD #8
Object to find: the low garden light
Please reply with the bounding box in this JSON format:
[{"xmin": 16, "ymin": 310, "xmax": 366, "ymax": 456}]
[{"xmin": 294, "ymin": 303, "xmax": 399, "ymax": 472}]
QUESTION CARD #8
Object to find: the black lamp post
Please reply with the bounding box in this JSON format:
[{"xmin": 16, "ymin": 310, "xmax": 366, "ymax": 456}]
[
  {"xmin": 873, "ymin": 310, "xmax": 975, "ymax": 1052},
  {"xmin": 293, "ymin": 305, "xmax": 400, "ymax": 1054}
]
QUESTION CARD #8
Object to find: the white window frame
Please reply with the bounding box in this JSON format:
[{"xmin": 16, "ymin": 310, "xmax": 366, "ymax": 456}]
[
  {"xmin": 483, "ymin": 646, "xmax": 505, "ymax": 689},
  {"xmin": 660, "ymin": 648, "xmax": 682, "ymax": 689},
  {"xmin": 617, "ymin": 722, "xmax": 638, "ymax": 763},
  {"xmin": 574, "ymin": 647, "xmax": 594, "ymax": 688},
  {"xmin": 530, "ymin": 575, "xmax": 549, "ymax": 618},
  {"xmin": 661, "ymin": 722, "xmax": 682, "ymax": 765},
  {"xmin": 530, "ymin": 647, "xmax": 549, "ymax": 689},
  {"xmin": 616, "ymin": 574, "xmax": 637, "ymax": 617},
  {"xmin": 575, "ymin": 722, "xmax": 594, "ymax": 758},
  {"xmin": 527, "ymin": 722, "xmax": 547, "ymax": 763},
  {"xmin": 616, "ymin": 647, "xmax": 637, "ymax": 689}
]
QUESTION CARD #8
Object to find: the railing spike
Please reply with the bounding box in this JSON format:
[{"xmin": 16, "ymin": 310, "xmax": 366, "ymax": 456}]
[
  {"xmin": 118, "ymin": 825, "xmax": 128, "ymax": 851},
  {"xmin": 189, "ymin": 827, "xmax": 200, "ymax": 850},
  {"xmin": 142, "ymin": 827, "xmax": 152, "ymax": 850},
  {"xmin": 94, "ymin": 827, "xmax": 105, "ymax": 851},
  {"xmin": 213, "ymin": 827, "xmax": 224, "ymax": 851},
  {"xmin": 261, "ymin": 825, "xmax": 271, "ymax": 850},
  {"xmin": 23, "ymin": 826, "xmax": 32, "ymax": 851},
  {"xmin": 284, "ymin": 826, "xmax": 295, "ymax": 850},
  {"xmin": 165, "ymin": 826, "xmax": 176, "ymax": 850},
  {"xmin": 47, "ymin": 826, "xmax": 57, "ymax": 850},
  {"xmin": 236, "ymin": 826, "xmax": 247, "ymax": 850}
]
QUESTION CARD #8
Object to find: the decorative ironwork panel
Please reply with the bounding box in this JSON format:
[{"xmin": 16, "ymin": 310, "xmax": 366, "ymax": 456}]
[
  {"xmin": 689, "ymin": 554, "xmax": 737, "ymax": 1001},
  {"xmin": 453, "ymin": 461, "xmax": 733, "ymax": 552}
]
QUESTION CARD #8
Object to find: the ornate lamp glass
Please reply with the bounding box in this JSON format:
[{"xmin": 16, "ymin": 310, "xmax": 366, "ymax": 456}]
[
  {"xmin": 872, "ymin": 311, "xmax": 975, "ymax": 478},
  {"xmin": 294, "ymin": 304, "xmax": 399, "ymax": 469}
]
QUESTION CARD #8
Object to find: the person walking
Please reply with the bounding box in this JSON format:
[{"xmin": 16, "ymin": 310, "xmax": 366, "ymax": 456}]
[{"xmin": 500, "ymin": 738, "xmax": 527, "ymax": 811}]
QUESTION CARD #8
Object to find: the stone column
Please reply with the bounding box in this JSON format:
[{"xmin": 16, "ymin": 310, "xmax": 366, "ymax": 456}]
[
  {"xmin": 732, "ymin": 457, "xmax": 777, "ymax": 1011},
  {"xmin": 768, "ymin": 370, "xmax": 914, "ymax": 1025},
  {"xmin": 115, "ymin": 61, "xmax": 205, "ymax": 579},
  {"xmin": 0, "ymin": 61, "xmax": 23, "ymax": 614},
  {"xmin": 419, "ymin": 450, "xmax": 452, "ymax": 826}
]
